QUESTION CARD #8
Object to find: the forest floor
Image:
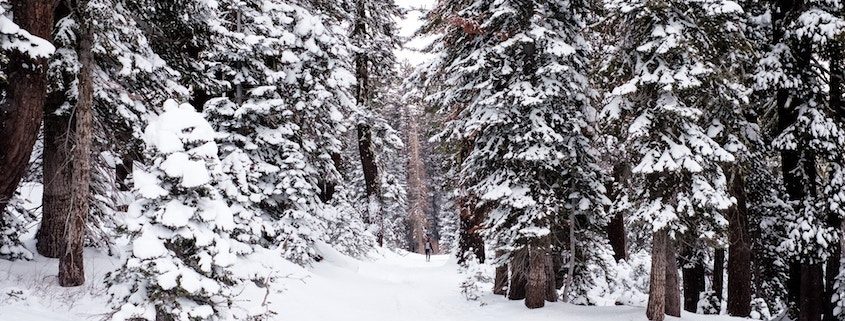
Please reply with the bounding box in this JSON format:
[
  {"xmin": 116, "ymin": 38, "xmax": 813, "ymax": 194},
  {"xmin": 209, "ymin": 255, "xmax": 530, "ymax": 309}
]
[
  {"xmin": 1, "ymin": 242, "xmax": 748, "ymax": 321},
  {"xmin": 274, "ymin": 250, "xmax": 749, "ymax": 321}
]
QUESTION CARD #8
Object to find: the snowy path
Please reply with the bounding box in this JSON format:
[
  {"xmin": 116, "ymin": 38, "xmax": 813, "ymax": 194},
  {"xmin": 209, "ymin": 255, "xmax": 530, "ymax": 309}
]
[
  {"xmin": 275, "ymin": 250, "xmax": 743, "ymax": 321},
  {"xmin": 2, "ymin": 248, "xmax": 746, "ymax": 321}
]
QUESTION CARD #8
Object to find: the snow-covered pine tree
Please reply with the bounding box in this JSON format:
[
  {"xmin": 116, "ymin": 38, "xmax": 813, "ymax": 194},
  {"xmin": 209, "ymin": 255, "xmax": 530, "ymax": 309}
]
[
  {"xmin": 422, "ymin": 0, "xmax": 608, "ymax": 309},
  {"xmin": 199, "ymin": 0, "xmax": 371, "ymax": 263},
  {"xmin": 37, "ymin": 0, "xmax": 186, "ymax": 258},
  {"xmin": 601, "ymin": 0, "xmax": 748, "ymax": 318},
  {"xmin": 108, "ymin": 100, "xmax": 264, "ymax": 321},
  {"xmin": 753, "ymin": 0, "xmax": 845, "ymax": 317},
  {"xmin": 348, "ymin": 0, "xmax": 408, "ymax": 247}
]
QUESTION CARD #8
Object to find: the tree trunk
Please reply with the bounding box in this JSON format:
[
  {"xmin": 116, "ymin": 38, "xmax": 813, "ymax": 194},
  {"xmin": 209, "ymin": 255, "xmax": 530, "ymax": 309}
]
[
  {"xmin": 799, "ymin": 263, "xmax": 824, "ymax": 321},
  {"xmin": 665, "ymin": 237, "xmax": 681, "ymax": 317},
  {"xmin": 727, "ymin": 168, "xmax": 752, "ymax": 317},
  {"xmin": 606, "ymin": 212, "xmax": 627, "ymax": 262},
  {"xmin": 525, "ymin": 245, "xmax": 547, "ymax": 309},
  {"xmin": 0, "ymin": 0, "xmax": 55, "ymax": 212},
  {"xmin": 545, "ymin": 252, "xmax": 557, "ymax": 302},
  {"xmin": 606, "ymin": 164, "xmax": 629, "ymax": 262},
  {"xmin": 493, "ymin": 250, "xmax": 509, "ymax": 295},
  {"xmin": 37, "ymin": 93, "xmax": 72, "ymax": 258},
  {"xmin": 457, "ymin": 194, "xmax": 485, "ymax": 264},
  {"xmin": 357, "ymin": 124, "xmax": 382, "ymax": 243},
  {"xmin": 508, "ymin": 248, "xmax": 527, "ymax": 300},
  {"xmin": 58, "ymin": 11, "xmax": 92, "ymax": 287},
  {"xmin": 713, "ymin": 248, "xmax": 725, "ymax": 302},
  {"xmin": 824, "ymin": 246, "xmax": 840, "ymax": 321},
  {"xmin": 682, "ymin": 260, "xmax": 705, "ymax": 313},
  {"xmin": 647, "ymin": 228, "xmax": 668, "ymax": 321},
  {"xmin": 115, "ymin": 152, "xmax": 133, "ymax": 192}
]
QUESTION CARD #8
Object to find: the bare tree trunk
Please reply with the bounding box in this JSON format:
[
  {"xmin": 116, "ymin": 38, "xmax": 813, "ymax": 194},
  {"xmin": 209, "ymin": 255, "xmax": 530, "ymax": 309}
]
[
  {"xmin": 647, "ymin": 228, "xmax": 668, "ymax": 321},
  {"xmin": 525, "ymin": 244, "xmax": 547, "ymax": 309},
  {"xmin": 713, "ymin": 248, "xmax": 725, "ymax": 302},
  {"xmin": 682, "ymin": 259, "xmax": 705, "ymax": 313},
  {"xmin": 665, "ymin": 238, "xmax": 681, "ymax": 317},
  {"xmin": 37, "ymin": 92, "xmax": 72, "ymax": 258},
  {"xmin": 508, "ymin": 248, "xmax": 527, "ymax": 300},
  {"xmin": 58, "ymin": 13, "xmax": 92, "ymax": 287},
  {"xmin": 727, "ymin": 168, "xmax": 752, "ymax": 317},
  {"xmin": 493, "ymin": 250, "xmax": 509, "ymax": 295},
  {"xmin": 0, "ymin": 0, "xmax": 56, "ymax": 211}
]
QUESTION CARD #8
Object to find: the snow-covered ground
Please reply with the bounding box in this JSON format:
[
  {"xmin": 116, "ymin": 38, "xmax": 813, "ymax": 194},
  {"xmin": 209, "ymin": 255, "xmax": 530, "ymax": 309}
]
[{"xmin": 2, "ymin": 244, "xmax": 748, "ymax": 321}]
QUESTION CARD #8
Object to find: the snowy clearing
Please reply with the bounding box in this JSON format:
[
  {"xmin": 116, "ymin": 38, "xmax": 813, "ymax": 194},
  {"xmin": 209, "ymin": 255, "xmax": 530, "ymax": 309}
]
[{"xmin": 3, "ymin": 246, "xmax": 747, "ymax": 321}]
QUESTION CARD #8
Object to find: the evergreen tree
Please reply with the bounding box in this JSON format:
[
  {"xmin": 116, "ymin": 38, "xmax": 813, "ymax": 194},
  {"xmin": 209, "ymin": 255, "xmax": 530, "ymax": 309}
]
[
  {"xmin": 349, "ymin": 0, "xmax": 406, "ymax": 246},
  {"xmin": 754, "ymin": 0, "xmax": 845, "ymax": 317},
  {"xmin": 601, "ymin": 0, "xmax": 748, "ymax": 318},
  {"xmin": 422, "ymin": 0, "xmax": 608, "ymax": 308},
  {"xmin": 108, "ymin": 100, "xmax": 265, "ymax": 321},
  {"xmin": 199, "ymin": 0, "xmax": 368, "ymax": 263},
  {"xmin": 38, "ymin": 0, "xmax": 186, "ymax": 258}
]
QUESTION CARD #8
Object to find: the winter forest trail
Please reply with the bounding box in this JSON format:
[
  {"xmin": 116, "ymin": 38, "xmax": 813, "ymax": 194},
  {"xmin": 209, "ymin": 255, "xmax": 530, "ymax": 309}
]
[
  {"xmin": 275, "ymin": 250, "xmax": 747, "ymax": 321},
  {"xmin": 2, "ymin": 246, "xmax": 748, "ymax": 321}
]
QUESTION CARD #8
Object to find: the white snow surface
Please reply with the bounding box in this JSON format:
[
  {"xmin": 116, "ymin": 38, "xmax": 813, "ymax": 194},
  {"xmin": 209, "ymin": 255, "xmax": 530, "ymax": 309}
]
[{"xmin": 2, "ymin": 244, "xmax": 749, "ymax": 321}]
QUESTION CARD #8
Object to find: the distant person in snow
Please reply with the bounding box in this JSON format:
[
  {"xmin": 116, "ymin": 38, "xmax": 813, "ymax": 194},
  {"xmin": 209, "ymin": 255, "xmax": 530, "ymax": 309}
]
[{"xmin": 424, "ymin": 239, "xmax": 433, "ymax": 262}]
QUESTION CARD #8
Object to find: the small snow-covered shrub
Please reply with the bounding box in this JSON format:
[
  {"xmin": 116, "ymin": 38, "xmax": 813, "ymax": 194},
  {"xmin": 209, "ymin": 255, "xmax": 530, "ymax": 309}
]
[
  {"xmin": 0, "ymin": 197, "xmax": 36, "ymax": 260},
  {"xmin": 609, "ymin": 251, "xmax": 650, "ymax": 306},
  {"xmin": 459, "ymin": 252, "xmax": 491, "ymax": 304},
  {"xmin": 750, "ymin": 298, "xmax": 772, "ymax": 320},
  {"xmin": 697, "ymin": 291, "xmax": 720, "ymax": 314}
]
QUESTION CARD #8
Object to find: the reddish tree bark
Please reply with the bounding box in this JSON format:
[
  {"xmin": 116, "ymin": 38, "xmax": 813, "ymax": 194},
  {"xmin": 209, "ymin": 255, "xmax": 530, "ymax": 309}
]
[
  {"xmin": 59, "ymin": 11, "xmax": 93, "ymax": 287},
  {"xmin": 0, "ymin": 0, "xmax": 56, "ymax": 212}
]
